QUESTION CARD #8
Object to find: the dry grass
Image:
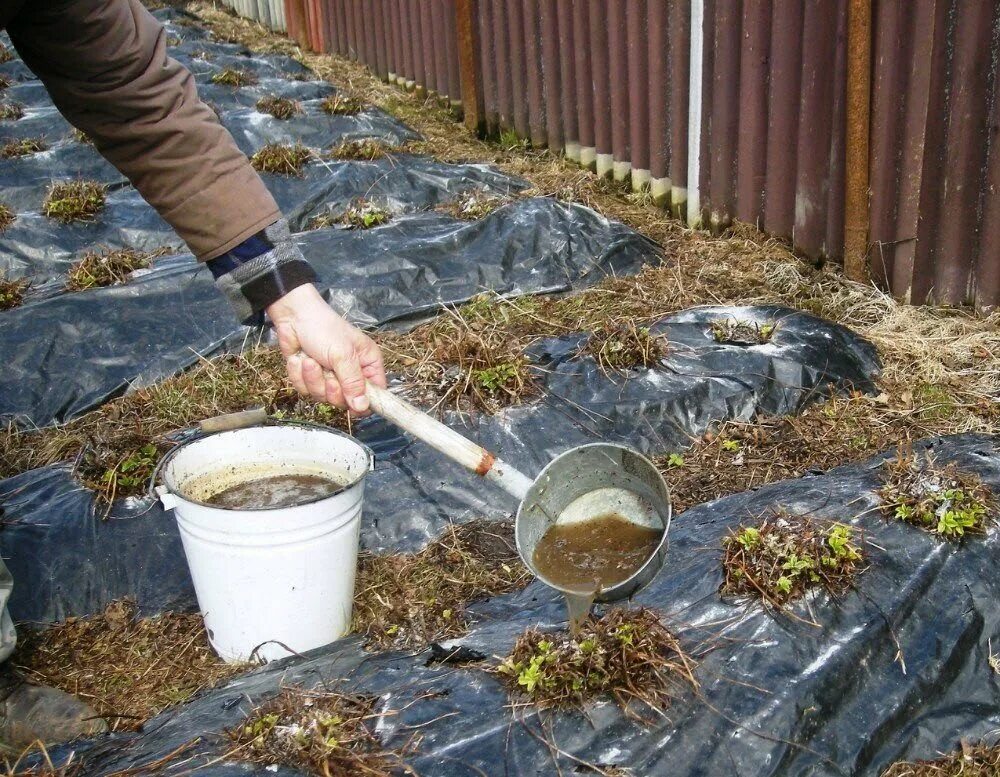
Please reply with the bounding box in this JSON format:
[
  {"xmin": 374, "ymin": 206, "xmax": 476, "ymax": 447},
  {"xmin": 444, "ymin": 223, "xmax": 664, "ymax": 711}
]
[
  {"xmin": 439, "ymin": 191, "xmax": 512, "ymax": 220},
  {"xmin": 0, "ymin": 44, "xmax": 13, "ymax": 64},
  {"xmin": 497, "ymin": 608, "xmax": 696, "ymax": 713},
  {"xmin": 341, "ymin": 200, "xmax": 390, "ymax": 230},
  {"xmin": 66, "ymin": 246, "xmax": 172, "ymax": 291},
  {"xmin": 710, "ymin": 317, "xmax": 776, "ymax": 345},
  {"xmin": 251, "ymin": 142, "xmax": 312, "ymax": 175},
  {"xmin": 0, "ymin": 138, "xmax": 46, "ymax": 159},
  {"xmin": 878, "ymin": 448, "xmax": 996, "ymax": 541},
  {"xmin": 882, "ymin": 743, "xmax": 1000, "ymax": 776},
  {"xmin": 228, "ymin": 688, "xmax": 410, "ymax": 776},
  {"xmin": 0, "ymin": 102, "xmax": 23, "ymax": 121},
  {"xmin": 41, "ymin": 181, "xmax": 106, "ymax": 223},
  {"xmin": 584, "ymin": 322, "xmax": 668, "ymax": 373},
  {"xmin": 210, "ymin": 67, "xmax": 257, "ymax": 86},
  {"xmin": 0, "ymin": 273, "xmax": 27, "ymax": 311},
  {"xmin": 327, "ymin": 138, "xmax": 394, "ymax": 161},
  {"xmin": 255, "ymin": 94, "xmax": 299, "ymax": 119},
  {"xmin": 353, "ymin": 520, "xmax": 530, "ymax": 649},
  {"xmin": 0, "ymin": 203, "xmax": 14, "ymax": 233},
  {"xmin": 320, "ymin": 93, "xmax": 363, "ymax": 115},
  {"xmin": 13, "ymin": 599, "xmax": 249, "ymax": 733},
  {"xmin": 0, "ymin": 75, "xmax": 10, "ymax": 91},
  {"xmin": 721, "ymin": 514, "xmax": 865, "ymax": 608},
  {"xmin": 0, "ymin": 346, "xmax": 348, "ymax": 502}
]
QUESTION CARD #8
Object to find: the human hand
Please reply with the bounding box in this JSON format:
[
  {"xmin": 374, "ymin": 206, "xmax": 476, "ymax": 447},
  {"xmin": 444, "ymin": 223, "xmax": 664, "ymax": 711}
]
[{"xmin": 266, "ymin": 283, "xmax": 386, "ymax": 413}]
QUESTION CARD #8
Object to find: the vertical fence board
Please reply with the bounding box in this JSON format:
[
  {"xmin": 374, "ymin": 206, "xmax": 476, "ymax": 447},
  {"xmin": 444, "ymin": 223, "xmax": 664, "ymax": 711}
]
[
  {"xmin": 626, "ymin": 0, "xmax": 650, "ymax": 189},
  {"xmin": 735, "ymin": 0, "xmax": 770, "ymax": 226},
  {"xmin": 539, "ymin": 0, "xmax": 563, "ymax": 150},
  {"xmin": 573, "ymin": 4, "xmax": 595, "ymax": 166},
  {"xmin": 590, "ymin": 0, "xmax": 612, "ymax": 175},
  {"xmin": 523, "ymin": 0, "xmax": 547, "ymax": 146}
]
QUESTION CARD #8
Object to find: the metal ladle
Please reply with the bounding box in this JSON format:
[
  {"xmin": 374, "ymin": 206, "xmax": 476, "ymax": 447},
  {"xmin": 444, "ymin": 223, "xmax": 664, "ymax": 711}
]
[{"xmin": 366, "ymin": 383, "xmax": 672, "ymax": 618}]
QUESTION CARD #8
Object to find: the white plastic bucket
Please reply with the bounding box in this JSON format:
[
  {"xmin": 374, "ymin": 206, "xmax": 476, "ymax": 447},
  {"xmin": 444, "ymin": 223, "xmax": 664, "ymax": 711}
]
[{"xmin": 156, "ymin": 425, "xmax": 373, "ymax": 663}]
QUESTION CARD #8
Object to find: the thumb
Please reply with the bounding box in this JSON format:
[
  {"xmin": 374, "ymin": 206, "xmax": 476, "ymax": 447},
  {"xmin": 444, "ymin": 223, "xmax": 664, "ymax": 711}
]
[{"xmin": 330, "ymin": 348, "xmax": 369, "ymax": 413}]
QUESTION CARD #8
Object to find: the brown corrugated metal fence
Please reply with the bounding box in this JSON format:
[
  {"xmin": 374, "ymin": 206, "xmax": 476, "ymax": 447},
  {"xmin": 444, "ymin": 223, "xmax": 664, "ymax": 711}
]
[{"xmin": 271, "ymin": 0, "xmax": 1000, "ymax": 308}]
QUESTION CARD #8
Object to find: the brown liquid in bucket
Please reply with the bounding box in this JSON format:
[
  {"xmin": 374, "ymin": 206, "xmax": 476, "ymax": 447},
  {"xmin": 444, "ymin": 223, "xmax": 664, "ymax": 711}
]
[{"xmin": 206, "ymin": 474, "xmax": 342, "ymax": 509}]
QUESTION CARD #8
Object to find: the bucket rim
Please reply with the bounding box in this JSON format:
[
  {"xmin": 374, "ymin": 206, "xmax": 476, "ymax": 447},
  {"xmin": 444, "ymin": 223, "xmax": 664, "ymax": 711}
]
[{"xmin": 156, "ymin": 422, "xmax": 374, "ymax": 512}]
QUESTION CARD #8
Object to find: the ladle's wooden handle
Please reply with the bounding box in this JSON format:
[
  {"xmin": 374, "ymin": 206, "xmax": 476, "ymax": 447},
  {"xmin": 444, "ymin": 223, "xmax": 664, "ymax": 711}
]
[{"xmin": 365, "ymin": 382, "xmax": 533, "ymax": 500}]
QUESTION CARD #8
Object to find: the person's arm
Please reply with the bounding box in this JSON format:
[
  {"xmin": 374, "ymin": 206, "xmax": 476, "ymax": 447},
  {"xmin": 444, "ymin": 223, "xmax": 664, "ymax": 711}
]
[{"xmin": 7, "ymin": 0, "xmax": 384, "ymax": 411}]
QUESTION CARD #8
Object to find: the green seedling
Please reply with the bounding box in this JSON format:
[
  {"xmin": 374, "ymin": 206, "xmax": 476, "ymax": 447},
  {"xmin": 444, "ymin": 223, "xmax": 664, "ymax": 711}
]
[
  {"xmin": 102, "ymin": 444, "xmax": 159, "ymax": 492},
  {"xmin": 42, "ymin": 180, "xmax": 107, "ymax": 223},
  {"xmin": 722, "ymin": 516, "xmax": 864, "ymax": 607},
  {"xmin": 666, "ymin": 453, "xmax": 685, "ymax": 468},
  {"xmin": 341, "ymin": 201, "xmax": 390, "ymax": 230},
  {"xmin": 498, "ymin": 128, "xmax": 528, "ymax": 150},
  {"xmin": 879, "ymin": 450, "xmax": 995, "ymax": 541},
  {"xmin": 320, "ymin": 94, "xmax": 364, "ymax": 115},
  {"xmin": 210, "ymin": 68, "xmax": 257, "ymax": 87},
  {"xmin": 721, "ymin": 439, "xmax": 741, "ymax": 452},
  {"xmin": 250, "ymin": 142, "xmax": 313, "ymax": 176},
  {"xmin": 255, "ymin": 95, "xmax": 299, "ymax": 120},
  {"xmin": 710, "ymin": 318, "xmax": 777, "ymax": 345},
  {"xmin": 0, "ymin": 101, "xmax": 24, "ymax": 120},
  {"xmin": 497, "ymin": 608, "xmax": 695, "ymax": 711}
]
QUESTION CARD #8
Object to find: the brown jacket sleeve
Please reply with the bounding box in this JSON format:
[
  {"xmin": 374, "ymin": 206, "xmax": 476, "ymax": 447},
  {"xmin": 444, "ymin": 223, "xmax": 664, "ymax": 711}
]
[{"xmin": 6, "ymin": 0, "xmax": 281, "ymax": 261}]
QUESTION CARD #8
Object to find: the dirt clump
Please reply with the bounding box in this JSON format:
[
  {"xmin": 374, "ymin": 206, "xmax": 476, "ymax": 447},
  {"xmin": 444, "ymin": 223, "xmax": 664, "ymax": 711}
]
[
  {"xmin": 255, "ymin": 94, "xmax": 299, "ymax": 119},
  {"xmin": 13, "ymin": 599, "xmax": 249, "ymax": 733},
  {"xmin": 0, "ymin": 138, "xmax": 47, "ymax": 159},
  {"xmin": 66, "ymin": 246, "xmax": 173, "ymax": 290},
  {"xmin": 354, "ymin": 520, "xmax": 530, "ymax": 649},
  {"xmin": 229, "ymin": 687, "xmax": 411, "ymax": 777},
  {"xmin": 721, "ymin": 514, "xmax": 865, "ymax": 608},
  {"xmin": 41, "ymin": 181, "xmax": 106, "ymax": 223},
  {"xmin": 497, "ymin": 608, "xmax": 696, "ymax": 712},
  {"xmin": 879, "ymin": 449, "xmax": 996, "ymax": 541},
  {"xmin": 251, "ymin": 142, "xmax": 313, "ymax": 175}
]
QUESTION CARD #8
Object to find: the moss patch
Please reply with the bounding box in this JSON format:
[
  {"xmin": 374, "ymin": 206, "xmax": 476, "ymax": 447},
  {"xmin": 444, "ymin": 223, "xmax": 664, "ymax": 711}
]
[
  {"xmin": 228, "ymin": 688, "xmax": 407, "ymax": 776},
  {"xmin": 0, "ymin": 273, "xmax": 27, "ymax": 311},
  {"xmin": 320, "ymin": 93, "xmax": 363, "ymax": 115},
  {"xmin": 584, "ymin": 322, "xmax": 667, "ymax": 372},
  {"xmin": 721, "ymin": 515, "xmax": 865, "ymax": 607},
  {"xmin": 710, "ymin": 318, "xmax": 776, "ymax": 345},
  {"xmin": 0, "ymin": 202, "xmax": 14, "ymax": 233},
  {"xmin": 0, "ymin": 101, "xmax": 24, "ymax": 121},
  {"xmin": 210, "ymin": 67, "xmax": 257, "ymax": 86},
  {"xmin": 251, "ymin": 142, "xmax": 313, "ymax": 175},
  {"xmin": 66, "ymin": 246, "xmax": 171, "ymax": 291},
  {"xmin": 255, "ymin": 94, "xmax": 300, "ymax": 119},
  {"xmin": 354, "ymin": 520, "xmax": 530, "ymax": 649},
  {"xmin": 879, "ymin": 450, "xmax": 996, "ymax": 541},
  {"xmin": 327, "ymin": 138, "xmax": 393, "ymax": 161},
  {"xmin": 41, "ymin": 181, "xmax": 106, "ymax": 223},
  {"xmin": 341, "ymin": 200, "xmax": 390, "ymax": 230},
  {"xmin": 882, "ymin": 742, "xmax": 1000, "ymax": 776},
  {"xmin": 497, "ymin": 608, "xmax": 696, "ymax": 712},
  {"xmin": 13, "ymin": 599, "xmax": 249, "ymax": 732}
]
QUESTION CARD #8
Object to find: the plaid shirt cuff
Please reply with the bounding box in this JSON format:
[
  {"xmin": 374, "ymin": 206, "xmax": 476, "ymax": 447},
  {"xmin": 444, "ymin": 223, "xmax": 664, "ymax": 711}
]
[{"xmin": 207, "ymin": 219, "xmax": 317, "ymax": 324}]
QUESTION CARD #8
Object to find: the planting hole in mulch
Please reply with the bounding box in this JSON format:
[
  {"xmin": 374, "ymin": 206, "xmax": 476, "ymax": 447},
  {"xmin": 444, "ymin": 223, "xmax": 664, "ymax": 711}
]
[
  {"xmin": 0, "ymin": 44, "xmax": 13, "ymax": 64},
  {"xmin": 12, "ymin": 599, "xmax": 251, "ymax": 733},
  {"xmin": 582, "ymin": 322, "xmax": 667, "ymax": 373},
  {"xmin": 210, "ymin": 67, "xmax": 257, "ymax": 87},
  {"xmin": 327, "ymin": 138, "xmax": 394, "ymax": 161},
  {"xmin": 0, "ymin": 75, "xmax": 10, "ymax": 91},
  {"xmin": 720, "ymin": 513, "xmax": 865, "ymax": 608},
  {"xmin": 41, "ymin": 181, "xmax": 106, "ymax": 223},
  {"xmin": 882, "ymin": 741, "xmax": 1000, "ymax": 776},
  {"xmin": 320, "ymin": 93, "xmax": 364, "ymax": 115},
  {"xmin": 879, "ymin": 448, "xmax": 996, "ymax": 541},
  {"xmin": 70, "ymin": 128, "xmax": 92, "ymax": 145},
  {"xmin": 228, "ymin": 688, "xmax": 412, "ymax": 777},
  {"xmin": 255, "ymin": 95, "xmax": 299, "ymax": 119},
  {"xmin": 0, "ymin": 273, "xmax": 27, "ymax": 311},
  {"xmin": 66, "ymin": 246, "xmax": 173, "ymax": 291},
  {"xmin": 0, "ymin": 138, "xmax": 46, "ymax": 159},
  {"xmin": 439, "ymin": 191, "xmax": 511, "ymax": 220},
  {"xmin": 0, "ymin": 101, "xmax": 24, "ymax": 121},
  {"xmin": 341, "ymin": 200, "xmax": 390, "ymax": 230},
  {"xmin": 251, "ymin": 142, "xmax": 313, "ymax": 176},
  {"xmin": 0, "ymin": 202, "xmax": 15, "ymax": 233},
  {"xmin": 710, "ymin": 318, "xmax": 776, "ymax": 345},
  {"xmin": 353, "ymin": 520, "xmax": 531, "ymax": 649},
  {"xmin": 496, "ymin": 608, "xmax": 696, "ymax": 713}
]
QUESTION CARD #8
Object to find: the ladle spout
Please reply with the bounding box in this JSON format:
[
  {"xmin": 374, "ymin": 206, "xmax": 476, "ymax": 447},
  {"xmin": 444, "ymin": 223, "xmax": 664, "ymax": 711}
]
[{"xmin": 366, "ymin": 382, "xmax": 534, "ymax": 501}]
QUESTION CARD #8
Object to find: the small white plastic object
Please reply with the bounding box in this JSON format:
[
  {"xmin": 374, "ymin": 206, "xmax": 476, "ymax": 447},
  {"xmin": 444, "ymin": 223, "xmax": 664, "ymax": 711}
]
[{"xmin": 157, "ymin": 425, "xmax": 373, "ymax": 663}]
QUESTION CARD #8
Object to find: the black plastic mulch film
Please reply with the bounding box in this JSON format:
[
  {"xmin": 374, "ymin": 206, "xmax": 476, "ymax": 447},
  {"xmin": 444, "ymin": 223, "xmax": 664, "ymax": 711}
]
[{"xmin": 1, "ymin": 9, "xmax": 998, "ymax": 777}]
